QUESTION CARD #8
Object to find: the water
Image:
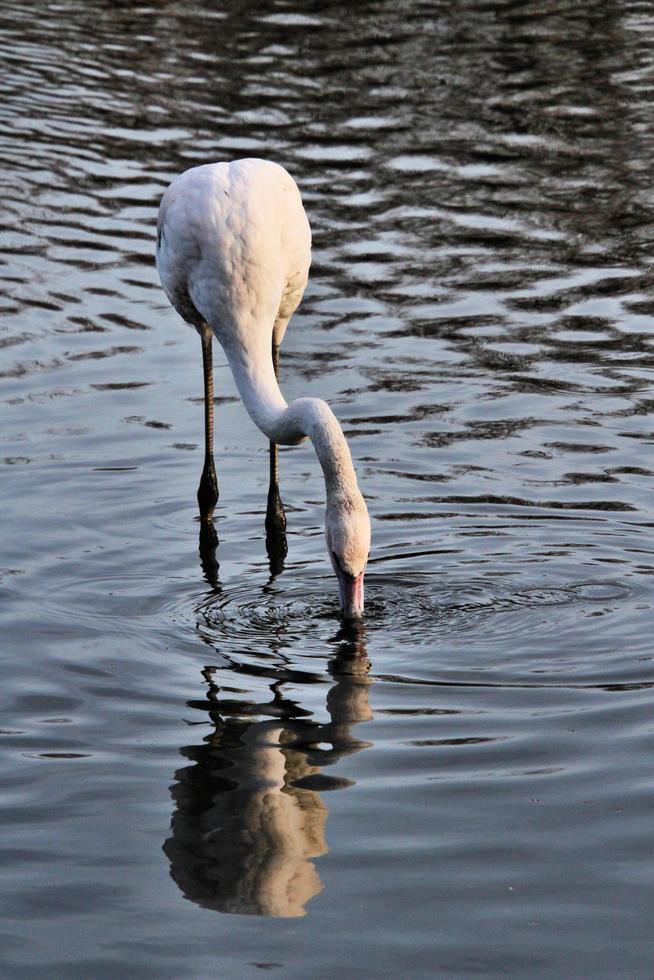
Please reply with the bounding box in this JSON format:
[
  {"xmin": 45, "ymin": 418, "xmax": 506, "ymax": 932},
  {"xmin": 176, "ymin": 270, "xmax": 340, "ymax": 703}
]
[{"xmin": 2, "ymin": 1, "xmax": 654, "ymax": 976}]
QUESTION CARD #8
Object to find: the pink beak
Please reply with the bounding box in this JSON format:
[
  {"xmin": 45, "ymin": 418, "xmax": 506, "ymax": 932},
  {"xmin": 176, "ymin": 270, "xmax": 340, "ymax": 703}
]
[{"xmin": 338, "ymin": 570, "xmax": 365, "ymax": 619}]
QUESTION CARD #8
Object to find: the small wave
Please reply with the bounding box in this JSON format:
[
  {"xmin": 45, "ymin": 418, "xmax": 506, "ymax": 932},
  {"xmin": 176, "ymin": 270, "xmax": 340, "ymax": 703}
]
[{"xmin": 196, "ymin": 572, "xmax": 633, "ymax": 654}]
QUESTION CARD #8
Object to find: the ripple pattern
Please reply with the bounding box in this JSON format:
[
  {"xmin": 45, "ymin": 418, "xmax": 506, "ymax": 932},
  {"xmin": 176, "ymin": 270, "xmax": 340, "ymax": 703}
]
[{"xmin": 1, "ymin": 1, "xmax": 654, "ymax": 978}]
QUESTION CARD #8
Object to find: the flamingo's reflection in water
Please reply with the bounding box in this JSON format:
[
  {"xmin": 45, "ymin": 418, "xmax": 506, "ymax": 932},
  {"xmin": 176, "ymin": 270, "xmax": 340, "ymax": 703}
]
[{"xmin": 164, "ymin": 624, "xmax": 372, "ymax": 917}]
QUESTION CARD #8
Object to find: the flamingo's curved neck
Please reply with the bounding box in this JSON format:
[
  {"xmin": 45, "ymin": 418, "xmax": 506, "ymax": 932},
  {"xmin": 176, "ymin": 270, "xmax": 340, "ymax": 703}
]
[{"xmin": 223, "ymin": 340, "xmax": 361, "ymax": 502}]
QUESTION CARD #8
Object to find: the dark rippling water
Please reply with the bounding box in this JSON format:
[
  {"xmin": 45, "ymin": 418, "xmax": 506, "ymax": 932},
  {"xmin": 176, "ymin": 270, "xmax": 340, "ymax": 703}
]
[{"xmin": 2, "ymin": 1, "xmax": 654, "ymax": 976}]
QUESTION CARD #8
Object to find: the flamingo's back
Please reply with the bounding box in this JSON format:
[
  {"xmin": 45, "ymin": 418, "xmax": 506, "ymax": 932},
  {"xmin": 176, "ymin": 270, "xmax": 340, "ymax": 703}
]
[{"xmin": 156, "ymin": 159, "xmax": 312, "ymax": 361}]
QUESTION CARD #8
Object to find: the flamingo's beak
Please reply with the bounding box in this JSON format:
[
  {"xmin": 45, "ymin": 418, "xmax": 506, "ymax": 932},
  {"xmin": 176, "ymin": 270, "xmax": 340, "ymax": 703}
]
[{"xmin": 337, "ymin": 569, "xmax": 365, "ymax": 619}]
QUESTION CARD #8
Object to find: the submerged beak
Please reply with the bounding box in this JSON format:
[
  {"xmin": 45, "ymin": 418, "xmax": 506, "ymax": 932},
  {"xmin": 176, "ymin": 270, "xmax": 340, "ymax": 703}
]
[{"xmin": 337, "ymin": 569, "xmax": 365, "ymax": 619}]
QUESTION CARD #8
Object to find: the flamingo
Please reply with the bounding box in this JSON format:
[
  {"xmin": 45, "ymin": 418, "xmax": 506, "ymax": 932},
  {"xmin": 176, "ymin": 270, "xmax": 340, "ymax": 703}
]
[{"xmin": 155, "ymin": 159, "xmax": 370, "ymax": 616}]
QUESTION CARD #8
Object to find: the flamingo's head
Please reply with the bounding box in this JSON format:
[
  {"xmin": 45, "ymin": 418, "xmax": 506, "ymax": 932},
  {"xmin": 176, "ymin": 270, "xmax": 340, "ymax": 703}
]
[{"xmin": 325, "ymin": 491, "xmax": 371, "ymax": 619}]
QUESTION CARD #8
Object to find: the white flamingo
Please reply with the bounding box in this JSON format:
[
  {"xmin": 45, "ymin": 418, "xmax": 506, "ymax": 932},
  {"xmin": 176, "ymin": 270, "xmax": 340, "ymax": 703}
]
[{"xmin": 155, "ymin": 159, "xmax": 370, "ymax": 616}]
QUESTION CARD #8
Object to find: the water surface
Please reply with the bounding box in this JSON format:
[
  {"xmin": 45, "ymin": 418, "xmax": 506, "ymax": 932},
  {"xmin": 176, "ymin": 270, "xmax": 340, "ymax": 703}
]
[{"xmin": 2, "ymin": 1, "xmax": 654, "ymax": 977}]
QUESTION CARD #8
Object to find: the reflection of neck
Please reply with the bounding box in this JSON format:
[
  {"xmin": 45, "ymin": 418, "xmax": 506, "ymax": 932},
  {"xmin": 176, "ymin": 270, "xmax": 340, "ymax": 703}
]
[
  {"xmin": 327, "ymin": 670, "xmax": 373, "ymax": 729},
  {"xmin": 325, "ymin": 629, "xmax": 374, "ymax": 740}
]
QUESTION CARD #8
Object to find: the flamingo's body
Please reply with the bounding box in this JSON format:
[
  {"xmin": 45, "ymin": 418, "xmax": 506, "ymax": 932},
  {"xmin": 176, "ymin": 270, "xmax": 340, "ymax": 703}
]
[{"xmin": 156, "ymin": 160, "xmax": 370, "ymax": 615}]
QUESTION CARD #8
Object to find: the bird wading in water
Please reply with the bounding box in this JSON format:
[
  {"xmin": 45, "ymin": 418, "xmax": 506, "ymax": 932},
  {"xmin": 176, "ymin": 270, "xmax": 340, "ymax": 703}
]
[{"xmin": 155, "ymin": 159, "xmax": 370, "ymax": 617}]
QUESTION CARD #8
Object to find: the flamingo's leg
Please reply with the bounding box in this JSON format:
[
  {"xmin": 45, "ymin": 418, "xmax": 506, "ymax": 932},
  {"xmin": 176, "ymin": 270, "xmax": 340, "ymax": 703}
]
[
  {"xmin": 265, "ymin": 340, "xmax": 287, "ymax": 574},
  {"xmin": 197, "ymin": 327, "xmax": 219, "ymax": 520}
]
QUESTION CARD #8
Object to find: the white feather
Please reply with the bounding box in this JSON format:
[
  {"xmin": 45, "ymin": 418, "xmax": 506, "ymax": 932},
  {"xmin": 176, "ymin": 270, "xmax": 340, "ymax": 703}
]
[{"xmin": 156, "ymin": 159, "xmax": 370, "ymax": 595}]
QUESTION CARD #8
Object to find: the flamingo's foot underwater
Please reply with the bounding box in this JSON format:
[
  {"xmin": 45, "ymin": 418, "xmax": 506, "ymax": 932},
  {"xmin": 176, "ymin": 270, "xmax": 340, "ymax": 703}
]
[
  {"xmin": 197, "ymin": 456, "xmax": 219, "ymax": 521},
  {"xmin": 265, "ymin": 483, "xmax": 288, "ymax": 577}
]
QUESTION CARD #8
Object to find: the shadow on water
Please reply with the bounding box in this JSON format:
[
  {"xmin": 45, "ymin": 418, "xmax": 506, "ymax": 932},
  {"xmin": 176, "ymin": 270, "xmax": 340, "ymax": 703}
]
[{"xmin": 164, "ymin": 617, "xmax": 372, "ymax": 918}]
